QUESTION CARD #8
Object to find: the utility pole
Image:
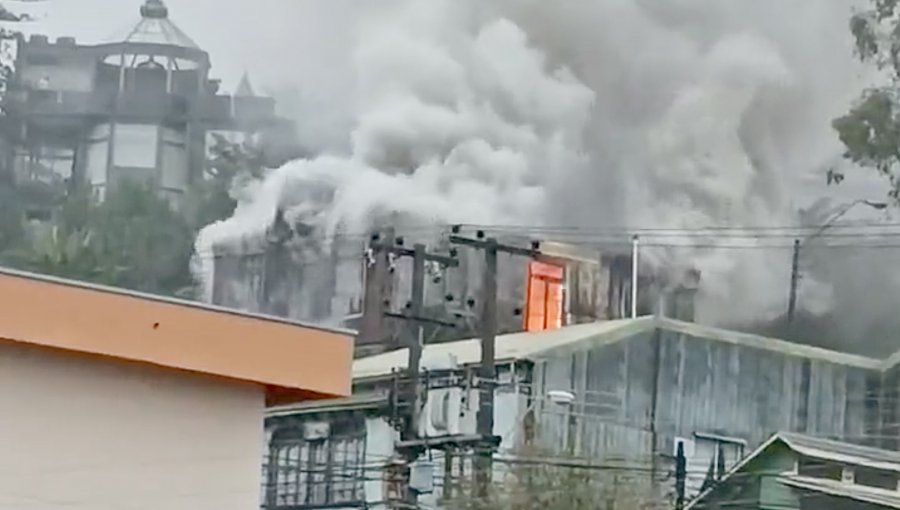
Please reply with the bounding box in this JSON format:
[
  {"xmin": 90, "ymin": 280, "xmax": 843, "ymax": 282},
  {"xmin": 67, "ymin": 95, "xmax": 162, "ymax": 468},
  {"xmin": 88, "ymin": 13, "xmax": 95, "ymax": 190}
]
[
  {"xmin": 381, "ymin": 240, "xmax": 459, "ymax": 506},
  {"xmin": 450, "ymin": 227, "xmax": 540, "ymax": 500},
  {"xmin": 386, "ymin": 243, "xmax": 460, "ymax": 439},
  {"xmin": 631, "ymin": 235, "xmax": 639, "ymax": 319},
  {"xmin": 359, "ymin": 227, "xmax": 395, "ymax": 352},
  {"xmin": 786, "ymin": 199, "xmax": 886, "ymax": 325},
  {"xmin": 787, "ymin": 238, "xmax": 800, "ymax": 325},
  {"xmin": 675, "ymin": 441, "xmax": 686, "ymax": 510}
]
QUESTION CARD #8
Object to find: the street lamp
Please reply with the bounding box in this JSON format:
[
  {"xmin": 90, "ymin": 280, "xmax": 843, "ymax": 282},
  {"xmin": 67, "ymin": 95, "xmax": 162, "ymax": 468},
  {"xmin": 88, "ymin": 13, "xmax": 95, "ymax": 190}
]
[{"xmin": 786, "ymin": 199, "xmax": 888, "ymax": 323}]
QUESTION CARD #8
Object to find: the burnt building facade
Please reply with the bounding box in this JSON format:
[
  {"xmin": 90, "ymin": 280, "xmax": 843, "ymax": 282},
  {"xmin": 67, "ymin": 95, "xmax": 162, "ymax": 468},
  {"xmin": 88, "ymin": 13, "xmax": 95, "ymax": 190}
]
[{"xmin": 208, "ymin": 223, "xmax": 701, "ymax": 355}]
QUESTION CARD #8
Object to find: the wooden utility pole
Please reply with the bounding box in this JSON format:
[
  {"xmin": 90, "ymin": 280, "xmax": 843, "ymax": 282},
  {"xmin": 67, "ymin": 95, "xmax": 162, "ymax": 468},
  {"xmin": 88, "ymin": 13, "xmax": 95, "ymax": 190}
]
[
  {"xmin": 787, "ymin": 238, "xmax": 800, "ymax": 325},
  {"xmin": 359, "ymin": 227, "xmax": 395, "ymax": 351},
  {"xmin": 675, "ymin": 441, "xmax": 687, "ymax": 510},
  {"xmin": 380, "ymin": 240, "xmax": 459, "ymax": 506},
  {"xmin": 387, "ymin": 243, "xmax": 460, "ymax": 438},
  {"xmin": 450, "ymin": 228, "xmax": 540, "ymax": 499}
]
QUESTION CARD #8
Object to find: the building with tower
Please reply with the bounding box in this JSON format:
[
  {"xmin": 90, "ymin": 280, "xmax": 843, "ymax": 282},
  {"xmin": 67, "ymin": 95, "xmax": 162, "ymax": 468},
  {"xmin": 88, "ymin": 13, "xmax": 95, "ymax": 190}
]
[{"xmin": 0, "ymin": 0, "xmax": 288, "ymax": 213}]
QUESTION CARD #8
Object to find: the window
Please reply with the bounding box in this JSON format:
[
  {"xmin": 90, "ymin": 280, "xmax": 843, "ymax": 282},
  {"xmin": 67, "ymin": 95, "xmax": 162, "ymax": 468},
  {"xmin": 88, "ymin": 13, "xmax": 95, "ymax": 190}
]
[
  {"xmin": 265, "ymin": 414, "xmax": 366, "ymax": 509},
  {"xmin": 677, "ymin": 433, "xmax": 747, "ymax": 497},
  {"xmin": 855, "ymin": 466, "xmax": 898, "ymax": 490},
  {"xmin": 797, "ymin": 456, "xmax": 843, "ymax": 480},
  {"xmin": 694, "ymin": 432, "xmax": 746, "ymax": 476},
  {"xmin": 112, "ymin": 124, "xmax": 158, "ymax": 169}
]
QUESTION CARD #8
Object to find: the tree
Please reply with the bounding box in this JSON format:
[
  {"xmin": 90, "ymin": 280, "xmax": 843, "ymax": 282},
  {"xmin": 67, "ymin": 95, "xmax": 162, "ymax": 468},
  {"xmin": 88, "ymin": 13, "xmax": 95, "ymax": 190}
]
[
  {"xmin": 0, "ymin": 182, "xmax": 23, "ymax": 252},
  {"xmin": 832, "ymin": 1, "xmax": 900, "ymax": 200},
  {"xmin": 441, "ymin": 447, "xmax": 661, "ymax": 510},
  {"xmin": 1, "ymin": 183, "xmax": 196, "ymax": 297}
]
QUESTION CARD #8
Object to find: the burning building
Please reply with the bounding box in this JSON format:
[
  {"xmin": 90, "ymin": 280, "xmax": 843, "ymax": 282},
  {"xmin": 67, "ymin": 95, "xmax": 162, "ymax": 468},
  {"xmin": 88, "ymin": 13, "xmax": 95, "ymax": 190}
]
[
  {"xmin": 207, "ymin": 221, "xmax": 701, "ymax": 356},
  {"xmin": 0, "ymin": 0, "xmax": 289, "ymax": 215}
]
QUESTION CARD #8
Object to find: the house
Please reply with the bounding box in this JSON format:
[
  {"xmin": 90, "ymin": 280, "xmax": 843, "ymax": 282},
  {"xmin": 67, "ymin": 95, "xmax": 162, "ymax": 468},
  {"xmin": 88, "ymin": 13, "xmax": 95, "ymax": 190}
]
[
  {"xmin": 688, "ymin": 432, "xmax": 900, "ymax": 509},
  {"xmin": 2, "ymin": 0, "xmax": 290, "ymax": 211},
  {"xmin": 0, "ymin": 266, "xmax": 353, "ymax": 510},
  {"xmin": 261, "ymin": 315, "xmax": 898, "ymax": 509}
]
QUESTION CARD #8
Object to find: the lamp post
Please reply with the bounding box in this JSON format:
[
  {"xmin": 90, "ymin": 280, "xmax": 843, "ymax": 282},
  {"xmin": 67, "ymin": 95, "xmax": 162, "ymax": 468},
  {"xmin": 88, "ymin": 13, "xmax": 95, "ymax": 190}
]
[{"xmin": 787, "ymin": 199, "xmax": 888, "ymax": 324}]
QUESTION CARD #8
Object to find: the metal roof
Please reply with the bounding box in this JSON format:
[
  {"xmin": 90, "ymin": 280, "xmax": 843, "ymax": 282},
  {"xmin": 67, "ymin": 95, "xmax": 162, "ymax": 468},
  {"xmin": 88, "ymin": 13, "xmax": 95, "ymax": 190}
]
[
  {"xmin": 687, "ymin": 431, "xmax": 900, "ymax": 509},
  {"xmin": 352, "ymin": 317, "xmax": 652, "ymax": 379},
  {"xmin": 779, "ymin": 474, "xmax": 900, "ymax": 509},
  {"xmin": 657, "ymin": 318, "xmax": 881, "ymax": 370},
  {"xmin": 353, "ymin": 315, "xmax": 882, "ymax": 380},
  {"xmin": 779, "ymin": 431, "xmax": 900, "ymax": 472}
]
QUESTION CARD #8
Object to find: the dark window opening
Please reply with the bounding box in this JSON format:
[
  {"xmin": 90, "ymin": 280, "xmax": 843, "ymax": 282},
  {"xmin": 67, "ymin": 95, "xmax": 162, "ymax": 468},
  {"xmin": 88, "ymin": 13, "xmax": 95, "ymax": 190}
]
[
  {"xmin": 855, "ymin": 466, "xmax": 898, "ymax": 490},
  {"xmin": 797, "ymin": 456, "xmax": 843, "ymax": 481}
]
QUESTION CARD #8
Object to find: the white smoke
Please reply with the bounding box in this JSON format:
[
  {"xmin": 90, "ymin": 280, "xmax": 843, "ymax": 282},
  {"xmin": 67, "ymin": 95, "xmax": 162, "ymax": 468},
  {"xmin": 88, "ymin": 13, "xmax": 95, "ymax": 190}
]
[
  {"xmin": 198, "ymin": 0, "xmax": 879, "ymax": 331},
  {"xmin": 196, "ymin": 0, "xmax": 594, "ymax": 272}
]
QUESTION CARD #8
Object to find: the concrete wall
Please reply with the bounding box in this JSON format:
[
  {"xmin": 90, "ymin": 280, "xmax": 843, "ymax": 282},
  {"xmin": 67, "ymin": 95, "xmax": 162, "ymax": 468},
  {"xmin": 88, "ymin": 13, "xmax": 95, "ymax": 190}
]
[{"xmin": 0, "ymin": 342, "xmax": 266, "ymax": 510}]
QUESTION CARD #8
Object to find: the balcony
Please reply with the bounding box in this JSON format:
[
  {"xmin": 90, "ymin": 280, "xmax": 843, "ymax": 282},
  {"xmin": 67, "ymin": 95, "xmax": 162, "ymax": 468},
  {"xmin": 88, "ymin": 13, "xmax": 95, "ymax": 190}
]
[{"xmin": 5, "ymin": 89, "xmax": 276, "ymax": 129}]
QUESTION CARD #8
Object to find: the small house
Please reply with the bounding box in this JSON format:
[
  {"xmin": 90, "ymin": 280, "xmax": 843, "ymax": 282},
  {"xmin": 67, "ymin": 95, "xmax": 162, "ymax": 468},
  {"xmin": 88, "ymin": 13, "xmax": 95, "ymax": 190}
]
[{"xmin": 688, "ymin": 432, "xmax": 900, "ymax": 510}]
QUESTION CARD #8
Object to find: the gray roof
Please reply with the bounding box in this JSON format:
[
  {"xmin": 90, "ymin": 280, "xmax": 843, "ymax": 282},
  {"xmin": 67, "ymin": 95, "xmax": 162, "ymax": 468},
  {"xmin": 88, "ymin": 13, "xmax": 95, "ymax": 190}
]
[
  {"xmin": 353, "ymin": 316, "xmax": 881, "ymax": 380},
  {"xmin": 353, "ymin": 318, "xmax": 652, "ymax": 379},
  {"xmin": 118, "ymin": 0, "xmax": 199, "ymax": 49},
  {"xmin": 779, "ymin": 474, "xmax": 900, "ymax": 509},
  {"xmin": 235, "ymin": 72, "xmax": 256, "ymax": 97},
  {"xmin": 687, "ymin": 431, "xmax": 900, "ymax": 509},
  {"xmin": 779, "ymin": 431, "xmax": 900, "ymax": 472}
]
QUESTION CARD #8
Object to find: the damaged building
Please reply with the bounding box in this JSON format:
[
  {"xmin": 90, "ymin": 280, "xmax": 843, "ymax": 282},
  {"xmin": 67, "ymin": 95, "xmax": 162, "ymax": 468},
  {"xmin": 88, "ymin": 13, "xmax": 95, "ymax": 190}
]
[{"xmin": 208, "ymin": 218, "xmax": 702, "ymax": 355}]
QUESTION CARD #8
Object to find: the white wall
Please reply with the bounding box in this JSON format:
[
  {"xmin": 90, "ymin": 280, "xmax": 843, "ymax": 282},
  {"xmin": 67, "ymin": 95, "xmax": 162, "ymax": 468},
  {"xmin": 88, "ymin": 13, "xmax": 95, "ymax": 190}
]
[
  {"xmin": 363, "ymin": 417, "xmax": 397, "ymax": 507},
  {"xmin": 0, "ymin": 342, "xmax": 266, "ymax": 510}
]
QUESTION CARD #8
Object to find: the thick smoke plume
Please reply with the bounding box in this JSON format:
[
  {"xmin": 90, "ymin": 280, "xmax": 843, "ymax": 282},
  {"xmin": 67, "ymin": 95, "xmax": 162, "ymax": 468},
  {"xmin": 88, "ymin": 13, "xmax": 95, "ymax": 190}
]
[{"xmin": 199, "ymin": 0, "xmax": 897, "ymax": 350}]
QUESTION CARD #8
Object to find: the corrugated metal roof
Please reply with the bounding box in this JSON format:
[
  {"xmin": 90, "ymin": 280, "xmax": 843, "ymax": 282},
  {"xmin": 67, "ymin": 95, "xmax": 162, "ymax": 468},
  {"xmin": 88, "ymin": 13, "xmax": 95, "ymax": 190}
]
[
  {"xmin": 687, "ymin": 432, "xmax": 900, "ymax": 509},
  {"xmin": 779, "ymin": 475, "xmax": 900, "ymax": 509},
  {"xmin": 353, "ymin": 317, "xmax": 652, "ymax": 379},
  {"xmin": 353, "ymin": 316, "xmax": 882, "ymax": 380},
  {"xmin": 780, "ymin": 432, "xmax": 900, "ymax": 472},
  {"xmin": 657, "ymin": 318, "xmax": 881, "ymax": 370}
]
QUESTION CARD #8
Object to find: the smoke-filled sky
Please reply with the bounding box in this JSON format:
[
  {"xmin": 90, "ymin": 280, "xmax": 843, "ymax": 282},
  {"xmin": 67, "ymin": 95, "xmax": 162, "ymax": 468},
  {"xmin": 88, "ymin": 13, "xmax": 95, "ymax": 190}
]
[{"xmin": 26, "ymin": 0, "xmax": 900, "ymax": 353}]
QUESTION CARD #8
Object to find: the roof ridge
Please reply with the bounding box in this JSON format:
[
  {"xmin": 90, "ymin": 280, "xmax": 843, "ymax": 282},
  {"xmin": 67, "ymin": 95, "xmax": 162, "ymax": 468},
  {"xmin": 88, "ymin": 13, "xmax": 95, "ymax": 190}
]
[{"xmin": 655, "ymin": 317, "xmax": 883, "ymax": 370}]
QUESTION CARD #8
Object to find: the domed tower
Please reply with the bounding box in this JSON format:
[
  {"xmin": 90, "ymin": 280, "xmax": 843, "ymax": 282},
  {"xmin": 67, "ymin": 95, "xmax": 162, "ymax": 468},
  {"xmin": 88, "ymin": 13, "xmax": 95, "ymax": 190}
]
[
  {"xmin": 84, "ymin": 0, "xmax": 211, "ymax": 204},
  {"xmin": 3, "ymin": 0, "xmax": 284, "ymax": 209}
]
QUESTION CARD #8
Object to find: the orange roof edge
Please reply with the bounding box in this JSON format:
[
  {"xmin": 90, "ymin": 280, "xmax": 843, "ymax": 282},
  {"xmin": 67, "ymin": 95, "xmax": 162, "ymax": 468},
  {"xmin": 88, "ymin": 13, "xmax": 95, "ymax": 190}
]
[{"xmin": 0, "ymin": 267, "xmax": 355, "ymax": 403}]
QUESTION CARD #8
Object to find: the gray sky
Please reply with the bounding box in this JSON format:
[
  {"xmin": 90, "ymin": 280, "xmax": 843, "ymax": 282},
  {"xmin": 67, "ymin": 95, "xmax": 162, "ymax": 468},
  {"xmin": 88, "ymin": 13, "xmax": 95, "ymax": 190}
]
[{"xmin": 16, "ymin": 0, "xmax": 347, "ymax": 92}]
